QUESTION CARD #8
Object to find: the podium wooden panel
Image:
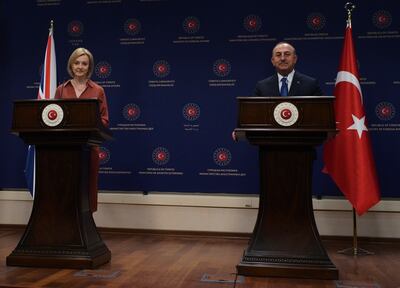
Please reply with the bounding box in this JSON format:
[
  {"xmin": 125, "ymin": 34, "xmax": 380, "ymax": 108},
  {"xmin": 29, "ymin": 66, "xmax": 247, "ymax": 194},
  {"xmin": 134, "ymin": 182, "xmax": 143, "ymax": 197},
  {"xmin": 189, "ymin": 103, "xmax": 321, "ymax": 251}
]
[
  {"xmin": 7, "ymin": 99, "xmax": 112, "ymax": 269},
  {"xmin": 234, "ymin": 96, "xmax": 339, "ymax": 279}
]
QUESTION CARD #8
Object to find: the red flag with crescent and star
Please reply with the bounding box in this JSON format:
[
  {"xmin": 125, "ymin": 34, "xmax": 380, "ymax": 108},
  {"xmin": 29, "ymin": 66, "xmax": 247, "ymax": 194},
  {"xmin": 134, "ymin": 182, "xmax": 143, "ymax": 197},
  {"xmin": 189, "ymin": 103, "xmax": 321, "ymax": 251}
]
[{"xmin": 323, "ymin": 20, "xmax": 380, "ymax": 215}]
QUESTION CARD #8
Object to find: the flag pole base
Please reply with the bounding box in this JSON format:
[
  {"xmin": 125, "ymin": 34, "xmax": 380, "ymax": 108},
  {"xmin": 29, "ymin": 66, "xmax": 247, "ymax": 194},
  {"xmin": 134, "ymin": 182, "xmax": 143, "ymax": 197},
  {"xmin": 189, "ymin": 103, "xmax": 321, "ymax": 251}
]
[
  {"xmin": 337, "ymin": 208, "xmax": 374, "ymax": 257},
  {"xmin": 337, "ymin": 247, "xmax": 374, "ymax": 256}
]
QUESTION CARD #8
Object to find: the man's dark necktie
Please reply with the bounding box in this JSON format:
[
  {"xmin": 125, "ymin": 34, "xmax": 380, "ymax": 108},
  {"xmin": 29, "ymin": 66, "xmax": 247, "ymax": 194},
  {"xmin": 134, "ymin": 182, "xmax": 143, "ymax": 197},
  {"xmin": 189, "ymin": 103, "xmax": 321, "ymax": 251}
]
[{"xmin": 280, "ymin": 77, "xmax": 288, "ymax": 96}]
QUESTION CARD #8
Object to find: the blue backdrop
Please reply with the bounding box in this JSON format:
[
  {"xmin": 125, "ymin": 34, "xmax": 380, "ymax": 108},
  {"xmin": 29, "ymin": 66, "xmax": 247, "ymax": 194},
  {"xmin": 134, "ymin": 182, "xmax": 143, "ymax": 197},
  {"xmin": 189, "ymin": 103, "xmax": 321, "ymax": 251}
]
[{"xmin": 1, "ymin": 0, "xmax": 399, "ymax": 198}]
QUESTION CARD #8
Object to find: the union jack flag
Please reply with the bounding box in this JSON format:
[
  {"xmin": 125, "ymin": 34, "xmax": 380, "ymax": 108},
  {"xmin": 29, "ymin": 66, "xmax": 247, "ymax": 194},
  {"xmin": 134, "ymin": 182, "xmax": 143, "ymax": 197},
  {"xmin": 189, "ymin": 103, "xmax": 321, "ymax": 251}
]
[
  {"xmin": 38, "ymin": 22, "xmax": 57, "ymax": 100},
  {"xmin": 25, "ymin": 21, "xmax": 57, "ymax": 197}
]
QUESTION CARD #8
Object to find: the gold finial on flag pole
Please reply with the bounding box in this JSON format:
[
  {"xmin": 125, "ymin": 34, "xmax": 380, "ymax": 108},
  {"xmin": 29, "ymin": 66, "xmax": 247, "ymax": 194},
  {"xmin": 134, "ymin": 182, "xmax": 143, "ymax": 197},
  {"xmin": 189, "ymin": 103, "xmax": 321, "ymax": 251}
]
[
  {"xmin": 344, "ymin": 2, "xmax": 355, "ymax": 24},
  {"xmin": 50, "ymin": 20, "xmax": 54, "ymax": 33}
]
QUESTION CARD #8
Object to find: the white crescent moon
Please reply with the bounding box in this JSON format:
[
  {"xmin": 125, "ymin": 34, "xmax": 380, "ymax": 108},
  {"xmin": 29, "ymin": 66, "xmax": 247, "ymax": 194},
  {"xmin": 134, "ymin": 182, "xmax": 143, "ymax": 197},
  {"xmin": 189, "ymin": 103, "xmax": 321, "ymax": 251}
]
[
  {"xmin": 282, "ymin": 110, "xmax": 291, "ymax": 118},
  {"xmin": 335, "ymin": 70, "xmax": 363, "ymax": 103}
]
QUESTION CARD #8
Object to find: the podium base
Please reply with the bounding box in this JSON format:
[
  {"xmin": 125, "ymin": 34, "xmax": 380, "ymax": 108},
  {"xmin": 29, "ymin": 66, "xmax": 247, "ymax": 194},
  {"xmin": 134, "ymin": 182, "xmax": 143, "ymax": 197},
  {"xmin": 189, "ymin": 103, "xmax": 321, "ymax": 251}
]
[
  {"xmin": 237, "ymin": 252, "xmax": 338, "ymax": 280},
  {"xmin": 237, "ymin": 261, "xmax": 338, "ymax": 280},
  {"xmin": 6, "ymin": 245, "xmax": 111, "ymax": 269}
]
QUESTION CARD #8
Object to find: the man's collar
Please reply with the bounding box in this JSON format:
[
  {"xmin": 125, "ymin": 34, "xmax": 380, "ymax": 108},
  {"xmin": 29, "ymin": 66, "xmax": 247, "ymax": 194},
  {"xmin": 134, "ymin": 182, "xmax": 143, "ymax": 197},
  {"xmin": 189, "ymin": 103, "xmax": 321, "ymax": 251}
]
[{"xmin": 277, "ymin": 70, "xmax": 295, "ymax": 82}]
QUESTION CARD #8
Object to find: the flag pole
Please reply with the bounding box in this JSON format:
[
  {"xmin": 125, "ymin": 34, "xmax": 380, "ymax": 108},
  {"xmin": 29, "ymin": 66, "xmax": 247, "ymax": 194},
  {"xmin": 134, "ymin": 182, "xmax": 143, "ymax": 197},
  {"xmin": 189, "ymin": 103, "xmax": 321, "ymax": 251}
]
[
  {"xmin": 352, "ymin": 208, "xmax": 358, "ymax": 255},
  {"xmin": 338, "ymin": 208, "xmax": 373, "ymax": 256},
  {"xmin": 335, "ymin": 3, "xmax": 374, "ymax": 257},
  {"xmin": 344, "ymin": 2, "xmax": 355, "ymax": 24}
]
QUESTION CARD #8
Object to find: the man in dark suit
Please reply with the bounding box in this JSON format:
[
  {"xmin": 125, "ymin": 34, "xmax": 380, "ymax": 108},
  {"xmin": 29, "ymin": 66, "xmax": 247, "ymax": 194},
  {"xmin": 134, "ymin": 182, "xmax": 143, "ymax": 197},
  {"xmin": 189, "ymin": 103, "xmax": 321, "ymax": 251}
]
[{"xmin": 254, "ymin": 42, "xmax": 323, "ymax": 96}]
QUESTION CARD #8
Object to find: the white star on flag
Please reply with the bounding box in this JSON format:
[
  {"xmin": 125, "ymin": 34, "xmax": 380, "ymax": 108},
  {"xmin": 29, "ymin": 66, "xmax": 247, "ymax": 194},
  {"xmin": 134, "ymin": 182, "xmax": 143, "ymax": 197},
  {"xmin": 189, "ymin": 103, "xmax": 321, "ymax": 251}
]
[{"xmin": 347, "ymin": 114, "xmax": 368, "ymax": 139}]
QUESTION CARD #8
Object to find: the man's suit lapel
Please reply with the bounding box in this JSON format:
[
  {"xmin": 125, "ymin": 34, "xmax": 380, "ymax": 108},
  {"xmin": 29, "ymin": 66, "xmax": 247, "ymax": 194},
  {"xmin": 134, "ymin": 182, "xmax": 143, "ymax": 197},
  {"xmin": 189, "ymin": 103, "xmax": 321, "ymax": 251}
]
[
  {"xmin": 288, "ymin": 72, "xmax": 300, "ymax": 96},
  {"xmin": 271, "ymin": 74, "xmax": 280, "ymax": 96}
]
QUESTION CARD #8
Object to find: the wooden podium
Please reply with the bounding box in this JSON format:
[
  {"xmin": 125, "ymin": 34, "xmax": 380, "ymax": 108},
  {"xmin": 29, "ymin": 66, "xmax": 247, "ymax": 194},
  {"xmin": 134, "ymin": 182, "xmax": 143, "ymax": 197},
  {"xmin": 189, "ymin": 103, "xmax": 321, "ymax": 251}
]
[
  {"xmin": 7, "ymin": 99, "xmax": 112, "ymax": 269},
  {"xmin": 234, "ymin": 96, "xmax": 338, "ymax": 279}
]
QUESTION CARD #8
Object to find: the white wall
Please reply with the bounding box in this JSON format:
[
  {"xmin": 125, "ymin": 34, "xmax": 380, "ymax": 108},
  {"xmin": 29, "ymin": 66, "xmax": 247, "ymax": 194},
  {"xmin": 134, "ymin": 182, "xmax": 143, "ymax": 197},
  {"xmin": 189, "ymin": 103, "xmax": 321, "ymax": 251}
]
[{"xmin": 1, "ymin": 190, "xmax": 399, "ymax": 238}]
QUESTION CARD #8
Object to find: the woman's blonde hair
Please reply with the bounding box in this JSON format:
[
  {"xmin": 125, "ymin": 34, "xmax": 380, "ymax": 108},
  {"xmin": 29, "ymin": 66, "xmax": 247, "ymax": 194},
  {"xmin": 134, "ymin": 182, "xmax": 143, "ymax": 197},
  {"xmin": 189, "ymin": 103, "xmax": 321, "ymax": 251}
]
[{"xmin": 67, "ymin": 47, "xmax": 94, "ymax": 78}]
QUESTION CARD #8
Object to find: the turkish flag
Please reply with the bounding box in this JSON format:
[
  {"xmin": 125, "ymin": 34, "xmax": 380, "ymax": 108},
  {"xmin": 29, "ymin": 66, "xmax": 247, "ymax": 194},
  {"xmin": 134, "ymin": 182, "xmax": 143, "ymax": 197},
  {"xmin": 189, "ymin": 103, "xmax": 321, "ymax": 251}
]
[{"xmin": 323, "ymin": 21, "xmax": 380, "ymax": 215}]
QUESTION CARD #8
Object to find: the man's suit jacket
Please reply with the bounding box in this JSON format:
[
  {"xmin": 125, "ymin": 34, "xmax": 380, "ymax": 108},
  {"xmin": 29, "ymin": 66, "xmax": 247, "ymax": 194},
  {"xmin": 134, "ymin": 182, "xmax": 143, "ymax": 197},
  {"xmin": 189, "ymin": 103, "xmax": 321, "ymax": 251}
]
[{"xmin": 254, "ymin": 71, "xmax": 323, "ymax": 96}]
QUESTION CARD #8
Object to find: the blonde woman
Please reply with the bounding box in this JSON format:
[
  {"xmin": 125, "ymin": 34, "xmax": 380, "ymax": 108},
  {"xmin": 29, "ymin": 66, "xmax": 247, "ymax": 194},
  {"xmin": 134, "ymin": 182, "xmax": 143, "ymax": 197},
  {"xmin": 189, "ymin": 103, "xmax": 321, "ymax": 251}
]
[{"xmin": 55, "ymin": 47, "xmax": 109, "ymax": 212}]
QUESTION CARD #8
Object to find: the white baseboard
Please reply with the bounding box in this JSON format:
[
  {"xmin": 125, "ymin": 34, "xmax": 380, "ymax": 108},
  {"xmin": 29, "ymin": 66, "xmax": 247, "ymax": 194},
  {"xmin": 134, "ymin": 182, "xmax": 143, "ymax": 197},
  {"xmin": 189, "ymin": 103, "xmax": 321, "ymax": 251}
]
[{"xmin": 1, "ymin": 190, "xmax": 399, "ymax": 238}]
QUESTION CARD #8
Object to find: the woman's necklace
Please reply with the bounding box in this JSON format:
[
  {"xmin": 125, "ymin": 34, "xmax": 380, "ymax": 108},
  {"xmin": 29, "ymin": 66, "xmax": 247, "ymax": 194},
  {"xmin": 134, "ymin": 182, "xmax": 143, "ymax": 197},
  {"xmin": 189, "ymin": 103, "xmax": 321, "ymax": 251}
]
[{"xmin": 71, "ymin": 79, "xmax": 87, "ymax": 97}]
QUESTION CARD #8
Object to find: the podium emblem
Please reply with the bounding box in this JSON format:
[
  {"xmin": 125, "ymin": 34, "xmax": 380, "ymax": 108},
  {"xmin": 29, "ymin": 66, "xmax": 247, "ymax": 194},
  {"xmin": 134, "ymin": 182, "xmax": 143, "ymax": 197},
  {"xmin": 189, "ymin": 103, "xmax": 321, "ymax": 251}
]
[
  {"xmin": 41, "ymin": 103, "xmax": 64, "ymax": 127},
  {"xmin": 273, "ymin": 102, "xmax": 299, "ymax": 127}
]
